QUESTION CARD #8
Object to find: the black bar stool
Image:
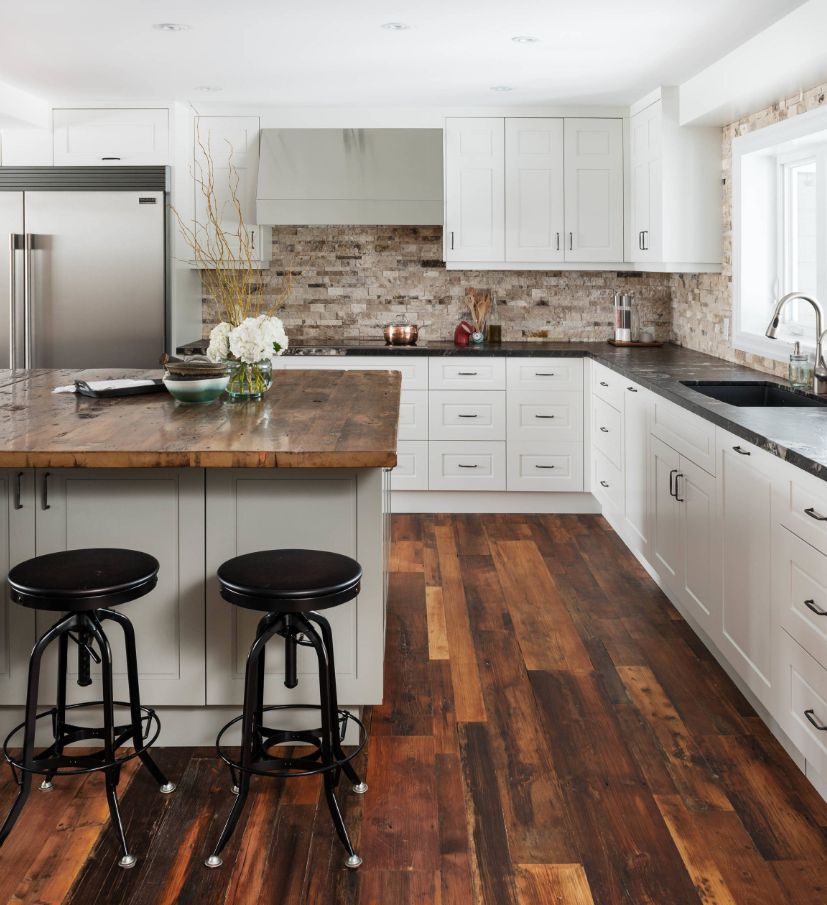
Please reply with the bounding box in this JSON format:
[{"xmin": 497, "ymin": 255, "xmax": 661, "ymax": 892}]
[
  {"xmin": 0, "ymin": 548, "xmax": 176, "ymax": 869},
  {"xmin": 205, "ymin": 548, "xmax": 368, "ymax": 870}
]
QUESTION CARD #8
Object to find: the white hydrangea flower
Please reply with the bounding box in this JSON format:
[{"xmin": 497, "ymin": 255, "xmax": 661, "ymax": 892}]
[{"xmin": 206, "ymin": 322, "xmax": 232, "ymax": 363}]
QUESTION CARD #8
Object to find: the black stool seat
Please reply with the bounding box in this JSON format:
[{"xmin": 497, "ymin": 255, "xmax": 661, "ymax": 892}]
[
  {"xmin": 217, "ymin": 549, "xmax": 361, "ymax": 612},
  {"xmin": 8, "ymin": 549, "xmax": 159, "ymax": 611}
]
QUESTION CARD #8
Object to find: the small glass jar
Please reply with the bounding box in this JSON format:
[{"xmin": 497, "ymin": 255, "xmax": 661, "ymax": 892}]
[{"xmin": 789, "ymin": 342, "xmax": 813, "ymax": 390}]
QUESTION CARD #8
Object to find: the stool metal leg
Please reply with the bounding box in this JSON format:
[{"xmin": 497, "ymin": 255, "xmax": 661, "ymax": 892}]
[
  {"xmin": 305, "ymin": 611, "xmax": 367, "ymax": 795},
  {"xmin": 99, "ymin": 608, "xmax": 175, "ymax": 795},
  {"xmin": 0, "ymin": 613, "xmax": 75, "ymax": 847},
  {"xmin": 297, "ymin": 615, "xmax": 361, "ymax": 868},
  {"xmin": 40, "ymin": 630, "xmax": 70, "ymax": 793},
  {"xmin": 87, "ymin": 614, "xmax": 135, "ymax": 869},
  {"xmin": 205, "ymin": 619, "xmax": 281, "ymax": 869}
]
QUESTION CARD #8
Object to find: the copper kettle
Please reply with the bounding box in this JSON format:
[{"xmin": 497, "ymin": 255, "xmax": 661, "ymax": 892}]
[{"xmin": 383, "ymin": 314, "xmax": 419, "ymax": 346}]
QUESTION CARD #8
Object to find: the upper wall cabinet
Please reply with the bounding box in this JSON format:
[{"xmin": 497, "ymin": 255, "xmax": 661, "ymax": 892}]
[
  {"xmin": 52, "ymin": 108, "xmax": 170, "ymax": 166},
  {"xmin": 444, "ymin": 118, "xmax": 505, "ymax": 262},
  {"xmin": 628, "ymin": 88, "xmax": 722, "ymax": 270},
  {"xmin": 505, "ymin": 118, "xmax": 565, "ymax": 263},
  {"xmin": 444, "ymin": 116, "xmax": 624, "ymax": 268},
  {"xmin": 563, "ymin": 118, "xmax": 624, "ymax": 263}
]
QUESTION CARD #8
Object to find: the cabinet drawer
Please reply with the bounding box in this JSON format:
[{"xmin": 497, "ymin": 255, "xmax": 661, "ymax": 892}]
[
  {"xmin": 428, "ymin": 442, "xmax": 506, "ymax": 491},
  {"xmin": 507, "ymin": 390, "xmax": 583, "ymax": 442},
  {"xmin": 592, "ymin": 362, "xmax": 625, "ymax": 411},
  {"xmin": 592, "ymin": 395, "xmax": 622, "ymax": 468},
  {"xmin": 392, "ymin": 441, "xmax": 428, "ymax": 490},
  {"xmin": 775, "ymin": 467, "xmax": 827, "ymax": 551},
  {"xmin": 281, "ymin": 355, "xmax": 428, "ymax": 390},
  {"xmin": 429, "ymin": 390, "xmax": 505, "ymax": 441},
  {"xmin": 592, "ymin": 447, "xmax": 624, "ymax": 513},
  {"xmin": 507, "ymin": 442, "xmax": 583, "ymax": 492},
  {"xmin": 506, "ymin": 358, "xmax": 583, "ymax": 391},
  {"xmin": 772, "ymin": 524, "xmax": 827, "ymax": 669},
  {"xmin": 429, "ymin": 358, "xmax": 505, "ymax": 390},
  {"xmin": 398, "ymin": 390, "xmax": 428, "ymax": 441},
  {"xmin": 775, "ymin": 629, "xmax": 827, "ymax": 779},
  {"xmin": 652, "ymin": 396, "xmax": 716, "ymax": 475}
]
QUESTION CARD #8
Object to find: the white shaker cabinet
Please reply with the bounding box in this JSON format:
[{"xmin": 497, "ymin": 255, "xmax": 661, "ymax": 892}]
[
  {"xmin": 650, "ymin": 436, "xmax": 683, "ymax": 597},
  {"xmin": 718, "ymin": 435, "xmax": 776, "ymax": 707},
  {"xmin": 505, "ymin": 118, "xmax": 565, "ymax": 263},
  {"xmin": 0, "ymin": 470, "xmax": 36, "ymax": 704},
  {"xmin": 563, "ymin": 118, "xmax": 624, "ymax": 263},
  {"xmin": 444, "ymin": 118, "xmax": 505, "ymax": 263},
  {"xmin": 621, "ymin": 382, "xmax": 652, "ymax": 556},
  {"xmin": 53, "ymin": 108, "xmax": 170, "ymax": 165},
  {"xmin": 629, "ymin": 100, "xmax": 661, "ymax": 262},
  {"xmin": 32, "ymin": 468, "xmax": 206, "ymax": 706}
]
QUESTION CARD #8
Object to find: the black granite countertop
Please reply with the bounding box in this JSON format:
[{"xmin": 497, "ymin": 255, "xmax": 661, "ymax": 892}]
[{"xmin": 177, "ymin": 338, "xmax": 827, "ymax": 482}]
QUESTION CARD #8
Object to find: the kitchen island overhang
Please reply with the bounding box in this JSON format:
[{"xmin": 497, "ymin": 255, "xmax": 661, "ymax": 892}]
[{"xmin": 0, "ymin": 368, "xmax": 400, "ymax": 745}]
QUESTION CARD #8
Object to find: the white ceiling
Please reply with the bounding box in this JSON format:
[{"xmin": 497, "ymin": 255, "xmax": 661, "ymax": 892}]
[{"xmin": 0, "ymin": 0, "xmax": 807, "ymax": 108}]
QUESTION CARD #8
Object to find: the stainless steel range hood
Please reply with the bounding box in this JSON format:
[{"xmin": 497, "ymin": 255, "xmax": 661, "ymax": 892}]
[{"xmin": 256, "ymin": 128, "xmax": 443, "ymax": 225}]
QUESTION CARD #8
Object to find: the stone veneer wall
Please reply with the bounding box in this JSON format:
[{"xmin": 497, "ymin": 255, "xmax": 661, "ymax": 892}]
[
  {"xmin": 202, "ymin": 225, "xmax": 672, "ymax": 344},
  {"xmin": 671, "ymin": 82, "xmax": 827, "ymax": 378}
]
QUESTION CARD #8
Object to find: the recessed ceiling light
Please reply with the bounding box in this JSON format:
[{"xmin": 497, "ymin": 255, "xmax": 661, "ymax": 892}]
[
  {"xmin": 381, "ymin": 22, "xmax": 410, "ymax": 31},
  {"xmin": 193, "ymin": 86, "xmax": 222, "ymax": 92},
  {"xmin": 152, "ymin": 23, "xmax": 190, "ymax": 32},
  {"xmin": 512, "ymin": 35, "xmax": 539, "ymax": 44},
  {"xmin": 490, "ymin": 85, "xmax": 514, "ymax": 92}
]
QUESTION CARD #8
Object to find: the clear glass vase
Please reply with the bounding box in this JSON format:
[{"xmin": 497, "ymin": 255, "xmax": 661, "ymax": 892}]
[{"xmin": 225, "ymin": 359, "xmax": 273, "ymax": 400}]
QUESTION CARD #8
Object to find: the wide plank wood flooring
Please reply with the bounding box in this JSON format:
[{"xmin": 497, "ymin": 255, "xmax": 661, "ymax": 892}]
[{"xmin": 1, "ymin": 513, "xmax": 826, "ymax": 903}]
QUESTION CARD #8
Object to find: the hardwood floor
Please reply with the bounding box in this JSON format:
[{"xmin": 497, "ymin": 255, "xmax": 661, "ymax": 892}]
[{"xmin": 1, "ymin": 513, "xmax": 827, "ymax": 904}]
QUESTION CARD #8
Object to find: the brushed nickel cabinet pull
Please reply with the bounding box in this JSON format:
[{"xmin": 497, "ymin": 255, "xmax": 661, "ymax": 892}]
[{"xmin": 733, "ymin": 446, "xmax": 751, "ymax": 456}]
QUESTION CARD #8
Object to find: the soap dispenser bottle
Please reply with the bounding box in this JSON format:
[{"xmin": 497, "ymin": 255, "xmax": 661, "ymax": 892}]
[{"xmin": 789, "ymin": 341, "xmax": 813, "ymax": 390}]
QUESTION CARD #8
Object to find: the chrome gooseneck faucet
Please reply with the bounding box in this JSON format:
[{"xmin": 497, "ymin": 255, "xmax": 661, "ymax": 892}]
[{"xmin": 765, "ymin": 291, "xmax": 827, "ymax": 394}]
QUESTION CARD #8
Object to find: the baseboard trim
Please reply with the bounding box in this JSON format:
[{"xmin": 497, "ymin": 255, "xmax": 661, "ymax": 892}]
[{"xmin": 391, "ymin": 490, "xmax": 601, "ymax": 514}]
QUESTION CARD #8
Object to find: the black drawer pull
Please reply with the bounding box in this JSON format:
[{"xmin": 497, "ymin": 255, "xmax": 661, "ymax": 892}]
[
  {"xmin": 805, "ymin": 709, "xmax": 827, "ymax": 731},
  {"xmin": 535, "ymin": 414, "xmax": 555, "ymax": 419},
  {"xmin": 804, "ymin": 599, "xmax": 827, "ymax": 617},
  {"xmin": 675, "ymin": 473, "xmax": 685, "ymax": 503},
  {"xmin": 535, "ymin": 372, "xmax": 555, "ymax": 376},
  {"xmin": 599, "ymin": 381, "xmax": 609, "ymax": 387},
  {"xmin": 13, "ymin": 472, "xmax": 23, "ymax": 510},
  {"xmin": 599, "ymin": 480, "xmax": 609, "ymax": 488},
  {"xmin": 457, "ymin": 371, "xmax": 478, "ymax": 376},
  {"xmin": 599, "ymin": 426, "xmax": 609, "ymax": 433},
  {"xmin": 733, "ymin": 446, "xmax": 751, "ymax": 456},
  {"xmin": 669, "ymin": 468, "xmax": 678, "ymax": 498},
  {"xmin": 535, "ymin": 464, "xmax": 556, "ymax": 469},
  {"xmin": 41, "ymin": 472, "xmax": 51, "ymax": 511},
  {"xmin": 627, "ymin": 386, "xmax": 638, "ymax": 392},
  {"xmin": 457, "ymin": 464, "xmax": 479, "ymax": 469},
  {"xmin": 457, "ymin": 414, "xmax": 478, "ymax": 418},
  {"xmin": 805, "ymin": 507, "xmax": 827, "ymax": 521}
]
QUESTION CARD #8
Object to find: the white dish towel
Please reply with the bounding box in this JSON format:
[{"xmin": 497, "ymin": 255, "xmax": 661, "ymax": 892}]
[{"xmin": 53, "ymin": 379, "xmax": 158, "ymax": 394}]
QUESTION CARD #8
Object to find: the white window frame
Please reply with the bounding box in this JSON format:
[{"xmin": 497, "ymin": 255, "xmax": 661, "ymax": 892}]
[{"xmin": 732, "ymin": 104, "xmax": 827, "ymax": 361}]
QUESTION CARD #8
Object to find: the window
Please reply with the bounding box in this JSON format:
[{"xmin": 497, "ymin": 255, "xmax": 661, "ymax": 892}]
[{"xmin": 733, "ymin": 106, "xmax": 827, "ymax": 361}]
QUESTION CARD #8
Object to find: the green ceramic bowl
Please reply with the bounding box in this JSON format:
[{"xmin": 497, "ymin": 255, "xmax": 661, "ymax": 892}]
[{"xmin": 162, "ymin": 374, "xmax": 229, "ymax": 404}]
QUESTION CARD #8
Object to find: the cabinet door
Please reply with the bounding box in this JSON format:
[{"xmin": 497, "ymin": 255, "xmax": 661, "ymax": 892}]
[
  {"xmin": 34, "ymin": 469, "xmax": 206, "ymax": 705},
  {"xmin": 629, "ymin": 102, "xmax": 662, "ymax": 262},
  {"xmin": 0, "ymin": 470, "xmax": 36, "ymax": 703},
  {"xmin": 53, "ymin": 108, "xmax": 169, "ymax": 165},
  {"xmin": 505, "ymin": 118, "xmax": 564, "ymax": 262},
  {"xmin": 444, "ymin": 118, "xmax": 505, "ymax": 262},
  {"xmin": 679, "ymin": 456, "xmax": 720, "ymax": 637},
  {"xmin": 649, "ymin": 436, "xmax": 682, "ymax": 595},
  {"xmin": 563, "ymin": 118, "xmax": 624, "ymax": 262},
  {"xmin": 719, "ymin": 441, "xmax": 775, "ymax": 706},
  {"xmin": 622, "ymin": 384, "xmax": 651, "ymax": 554},
  {"xmin": 206, "ymin": 469, "xmax": 385, "ymax": 706}
]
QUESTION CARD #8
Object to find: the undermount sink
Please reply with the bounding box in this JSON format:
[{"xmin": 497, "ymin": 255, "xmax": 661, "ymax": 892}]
[{"xmin": 681, "ymin": 381, "xmax": 827, "ymax": 408}]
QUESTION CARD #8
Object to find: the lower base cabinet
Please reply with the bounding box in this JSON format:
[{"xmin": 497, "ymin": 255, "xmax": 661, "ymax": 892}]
[{"xmin": 205, "ymin": 468, "xmax": 386, "ymax": 707}]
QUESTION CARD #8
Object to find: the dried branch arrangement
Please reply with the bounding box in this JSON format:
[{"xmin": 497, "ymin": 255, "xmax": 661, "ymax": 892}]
[
  {"xmin": 465, "ymin": 288, "xmax": 492, "ymax": 334},
  {"xmin": 170, "ymin": 128, "xmax": 291, "ymax": 327}
]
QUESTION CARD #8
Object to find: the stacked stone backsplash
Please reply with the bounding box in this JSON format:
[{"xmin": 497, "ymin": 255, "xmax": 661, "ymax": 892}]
[
  {"xmin": 201, "ymin": 225, "xmax": 672, "ymax": 344},
  {"xmin": 671, "ymin": 80, "xmax": 827, "ymax": 379}
]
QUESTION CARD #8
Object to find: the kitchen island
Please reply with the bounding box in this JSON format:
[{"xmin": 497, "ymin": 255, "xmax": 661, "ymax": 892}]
[{"xmin": 0, "ymin": 368, "xmax": 400, "ymax": 744}]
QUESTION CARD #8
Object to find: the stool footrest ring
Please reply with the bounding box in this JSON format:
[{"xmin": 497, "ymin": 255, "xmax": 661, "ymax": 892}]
[
  {"xmin": 3, "ymin": 701, "xmax": 161, "ymax": 778},
  {"xmin": 216, "ymin": 704, "xmax": 366, "ymax": 780}
]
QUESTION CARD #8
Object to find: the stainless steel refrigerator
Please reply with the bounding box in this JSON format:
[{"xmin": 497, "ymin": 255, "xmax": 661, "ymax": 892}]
[{"xmin": 0, "ymin": 167, "xmax": 168, "ymax": 370}]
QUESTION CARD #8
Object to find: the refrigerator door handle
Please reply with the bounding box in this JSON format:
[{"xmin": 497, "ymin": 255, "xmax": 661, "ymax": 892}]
[
  {"xmin": 9, "ymin": 233, "xmax": 20, "ymax": 369},
  {"xmin": 23, "ymin": 233, "xmax": 33, "ymax": 369}
]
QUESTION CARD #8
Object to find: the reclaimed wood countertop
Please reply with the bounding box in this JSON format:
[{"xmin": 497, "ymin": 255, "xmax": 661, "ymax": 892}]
[{"xmin": 0, "ymin": 368, "xmax": 401, "ymax": 469}]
